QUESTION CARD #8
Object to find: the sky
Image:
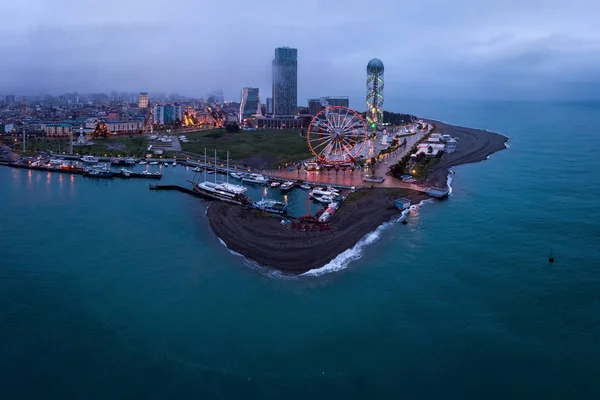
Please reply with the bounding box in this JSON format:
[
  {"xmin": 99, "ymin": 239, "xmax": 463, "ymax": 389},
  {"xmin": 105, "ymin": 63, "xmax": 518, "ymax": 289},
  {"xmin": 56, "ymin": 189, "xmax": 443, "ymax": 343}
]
[{"xmin": 1, "ymin": 0, "xmax": 598, "ymax": 106}]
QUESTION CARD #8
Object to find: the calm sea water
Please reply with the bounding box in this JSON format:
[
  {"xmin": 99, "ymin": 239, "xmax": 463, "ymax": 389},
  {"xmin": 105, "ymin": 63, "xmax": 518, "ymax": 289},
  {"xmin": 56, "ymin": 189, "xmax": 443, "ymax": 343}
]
[{"xmin": 1, "ymin": 100, "xmax": 599, "ymax": 398}]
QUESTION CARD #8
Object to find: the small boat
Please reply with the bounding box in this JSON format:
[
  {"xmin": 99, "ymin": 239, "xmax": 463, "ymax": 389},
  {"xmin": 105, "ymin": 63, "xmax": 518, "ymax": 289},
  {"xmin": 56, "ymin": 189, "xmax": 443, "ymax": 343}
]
[
  {"xmin": 163, "ymin": 162, "xmax": 169, "ymax": 166},
  {"xmin": 139, "ymin": 160, "xmax": 148, "ymax": 165},
  {"xmin": 149, "ymin": 161, "xmax": 159, "ymax": 165},
  {"xmin": 120, "ymin": 168, "xmax": 133, "ymax": 177},
  {"xmin": 280, "ymin": 181, "xmax": 295, "ymax": 192},
  {"xmin": 84, "ymin": 168, "xmax": 113, "ymax": 178},
  {"xmin": 207, "ymin": 170, "xmax": 215, "ymax": 175},
  {"xmin": 141, "ymin": 170, "xmax": 152, "ymax": 176},
  {"xmin": 230, "ymin": 172, "xmax": 242, "ymax": 179},
  {"xmin": 172, "ymin": 161, "xmax": 177, "ymax": 166},
  {"xmin": 300, "ymin": 184, "xmax": 311, "ymax": 190},
  {"xmin": 81, "ymin": 155, "xmax": 99, "ymax": 163},
  {"xmin": 241, "ymin": 173, "xmax": 267, "ymax": 185},
  {"xmin": 311, "ymin": 193, "xmax": 335, "ymax": 204},
  {"xmin": 193, "ymin": 167, "xmax": 203, "ymax": 172},
  {"xmin": 253, "ymin": 198, "xmax": 288, "ymax": 215},
  {"xmin": 270, "ymin": 181, "xmax": 281, "ymax": 188},
  {"xmin": 154, "ymin": 172, "xmax": 161, "ymax": 176}
]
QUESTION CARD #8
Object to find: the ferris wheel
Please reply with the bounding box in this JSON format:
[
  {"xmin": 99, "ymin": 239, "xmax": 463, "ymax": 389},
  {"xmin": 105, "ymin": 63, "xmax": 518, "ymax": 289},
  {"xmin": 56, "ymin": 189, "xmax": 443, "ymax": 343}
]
[{"xmin": 307, "ymin": 106, "xmax": 367, "ymax": 165}]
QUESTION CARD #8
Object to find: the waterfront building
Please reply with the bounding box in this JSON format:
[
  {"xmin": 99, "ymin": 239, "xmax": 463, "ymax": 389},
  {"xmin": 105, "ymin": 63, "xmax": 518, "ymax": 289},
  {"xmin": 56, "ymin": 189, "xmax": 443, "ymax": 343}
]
[
  {"xmin": 272, "ymin": 47, "xmax": 298, "ymax": 116},
  {"xmin": 138, "ymin": 92, "xmax": 149, "ymax": 109},
  {"xmin": 239, "ymin": 88, "xmax": 262, "ymax": 121},
  {"xmin": 153, "ymin": 104, "xmax": 183, "ymax": 125},
  {"xmin": 44, "ymin": 123, "xmax": 73, "ymax": 137}
]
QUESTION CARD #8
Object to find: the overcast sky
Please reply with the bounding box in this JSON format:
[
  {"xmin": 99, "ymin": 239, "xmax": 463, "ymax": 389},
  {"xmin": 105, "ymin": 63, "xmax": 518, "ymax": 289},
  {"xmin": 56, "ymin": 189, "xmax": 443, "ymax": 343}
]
[{"xmin": 1, "ymin": 0, "xmax": 598, "ymax": 106}]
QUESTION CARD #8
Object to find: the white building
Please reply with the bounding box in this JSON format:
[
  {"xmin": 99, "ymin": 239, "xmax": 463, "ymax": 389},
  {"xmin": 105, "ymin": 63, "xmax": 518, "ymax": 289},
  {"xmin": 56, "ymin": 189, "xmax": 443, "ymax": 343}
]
[
  {"xmin": 153, "ymin": 104, "xmax": 183, "ymax": 125},
  {"xmin": 139, "ymin": 92, "xmax": 149, "ymax": 109}
]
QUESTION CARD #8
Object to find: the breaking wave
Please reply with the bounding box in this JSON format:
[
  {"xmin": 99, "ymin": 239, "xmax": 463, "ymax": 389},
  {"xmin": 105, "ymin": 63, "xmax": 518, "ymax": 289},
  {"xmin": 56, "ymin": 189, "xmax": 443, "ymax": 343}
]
[{"xmin": 302, "ymin": 199, "xmax": 433, "ymax": 277}]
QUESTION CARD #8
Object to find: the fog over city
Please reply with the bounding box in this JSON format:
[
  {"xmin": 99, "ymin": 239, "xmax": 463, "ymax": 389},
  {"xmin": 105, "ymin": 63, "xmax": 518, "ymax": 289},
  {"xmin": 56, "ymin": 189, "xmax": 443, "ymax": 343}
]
[{"xmin": 1, "ymin": 0, "xmax": 598, "ymax": 103}]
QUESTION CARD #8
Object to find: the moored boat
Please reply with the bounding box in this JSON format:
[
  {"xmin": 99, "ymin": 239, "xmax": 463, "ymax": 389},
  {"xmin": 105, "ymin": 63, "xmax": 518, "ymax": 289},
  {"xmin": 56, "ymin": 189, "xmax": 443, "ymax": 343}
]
[
  {"xmin": 253, "ymin": 198, "xmax": 288, "ymax": 215},
  {"xmin": 230, "ymin": 172, "xmax": 242, "ymax": 179},
  {"xmin": 270, "ymin": 181, "xmax": 281, "ymax": 188},
  {"xmin": 300, "ymin": 184, "xmax": 311, "ymax": 190},
  {"xmin": 139, "ymin": 160, "xmax": 148, "ymax": 165},
  {"xmin": 241, "ymin": 173, "xmax": 267, "ymax": 185},
  {"xmin": 280, "ymin": 181, "xmax": 294, "ymax": 192},
  {"xmin": 81, "ymin": 155, "xmax": 100, "ymax": 163}
]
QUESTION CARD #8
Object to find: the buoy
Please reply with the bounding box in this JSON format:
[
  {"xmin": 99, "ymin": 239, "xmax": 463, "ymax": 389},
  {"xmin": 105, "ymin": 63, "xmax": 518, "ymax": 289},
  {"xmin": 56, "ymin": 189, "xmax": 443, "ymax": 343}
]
[
  {"xmin": 548, "ymin": 248, "xmax": 555, "ymax": 263},
  {"xmin": 401, "ymin": 219, "xmax": 408, "ymax": 225}
]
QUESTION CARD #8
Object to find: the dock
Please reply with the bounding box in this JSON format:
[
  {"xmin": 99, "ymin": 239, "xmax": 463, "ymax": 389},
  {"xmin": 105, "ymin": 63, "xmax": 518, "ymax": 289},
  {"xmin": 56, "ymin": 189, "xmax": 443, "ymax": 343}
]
[{"xmin": 3, "ymin": 162, "xmax": 162, "ymax": 180}]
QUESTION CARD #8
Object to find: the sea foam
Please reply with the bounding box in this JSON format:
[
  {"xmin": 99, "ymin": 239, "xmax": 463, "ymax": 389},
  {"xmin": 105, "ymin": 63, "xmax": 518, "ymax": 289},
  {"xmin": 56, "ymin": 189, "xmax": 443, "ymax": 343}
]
[{"xmin": 302, "ymin": 199, "xmax": 433, "ymax": 277}]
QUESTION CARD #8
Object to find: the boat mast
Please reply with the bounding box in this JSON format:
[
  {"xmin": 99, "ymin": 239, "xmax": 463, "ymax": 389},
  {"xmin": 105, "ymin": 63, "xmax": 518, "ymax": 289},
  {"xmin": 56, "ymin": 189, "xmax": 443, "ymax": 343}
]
[
  {"xmin": 227, "ymin": 151, "xmax": 229, "ymax": 185},
  {"xmin": 214, "ymin": 149, "xmax": 217, "ymax": 184},
  {"xmin": 204, "ymin": 147, "xmax": 207, "ymax": 182}
]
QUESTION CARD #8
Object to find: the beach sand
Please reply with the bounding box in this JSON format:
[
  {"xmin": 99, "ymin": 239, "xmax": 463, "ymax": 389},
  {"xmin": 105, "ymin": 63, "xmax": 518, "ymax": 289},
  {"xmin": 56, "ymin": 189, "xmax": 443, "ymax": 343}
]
[
  {"xmin": 424, "ymin": 120, "xmax": 509, "ymax": 187},
  {"xmin": 207, "ymin": 188, "xmax": 430, "ymax": 274}
]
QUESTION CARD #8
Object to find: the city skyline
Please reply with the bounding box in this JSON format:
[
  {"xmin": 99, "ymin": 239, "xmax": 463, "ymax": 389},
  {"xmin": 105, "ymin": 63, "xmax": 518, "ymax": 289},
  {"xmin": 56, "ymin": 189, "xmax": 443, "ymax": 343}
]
[{"xmin": 0, "ymin": 0, "xmax": 599, "ymax": 103}]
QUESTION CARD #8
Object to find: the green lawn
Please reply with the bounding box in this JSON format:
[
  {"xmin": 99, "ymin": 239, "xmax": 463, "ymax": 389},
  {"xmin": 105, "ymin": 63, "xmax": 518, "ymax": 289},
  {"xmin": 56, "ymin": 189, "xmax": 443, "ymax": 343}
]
[{"xmin": 180, "ymin": 129, "xmax": 313, "ymax": 164}]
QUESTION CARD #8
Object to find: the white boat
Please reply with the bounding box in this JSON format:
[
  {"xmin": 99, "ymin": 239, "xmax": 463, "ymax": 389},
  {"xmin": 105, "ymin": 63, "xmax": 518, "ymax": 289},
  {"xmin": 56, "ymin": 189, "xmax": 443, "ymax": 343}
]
[
  {"xmin": 280, "ymin": 181, "xmax": 295, "ymax": 192},
  {"xmin": 172, "ymin": 161, "xmax": 177, "ymax": 166},
  {"xmin": 139, "ymin": 160, "xmax": 148, "ymax": 165},
  {"xmin": 253, "ymin": 198, "xmax": 288, "ymax": 215},
  {"xmin": 242, "ymin": 173, "xmax": 267, "ymax": 185},
  {"xmin": 311, "ymin": 187, "xmax": 338, "ymax": 197},
  {"xmin": 141, "ymin": 170, "xmax": 152, "ymax": 176},
  {"xmin": 49, "ymin": 159, "xmax": 66, "ymax": 166},
  {"xmin": 193, "ymin": 167, "xmax": 203, "ymax": 172},
  {"xmin": 310, "ymin": 193, "xmax": 335, "ymax": 204},
  {"xmin": 120, "ymin": 168, "xmax": 132, "ymax": 177},
  {"xmin": 270, "ymin": 181, "xmax": 281, "ymax": 188},
  {"xmin": 230, "ymin": 172, "xmax": 242, "ymax": 179},
  {"xmin": 81, "ymin": 155, "xmax": 99, "ymax": 163},
  {"xmin": 207, "ymin": 170, "xmax": 215, "ymax": 175},
  {"xmin": 300, "ymin": 184, "xmax": 311, "ymax": 190},
  {"xmin": 149, "ymin": 161, "xmax": 159, "ymax": 165},
  {"xmin": 163, "ymin": 162, "xmax": 168, "ymax": 166},
  {"xmin": 192, "ymin": 181, "xmax": 248, "ymax": 204}
]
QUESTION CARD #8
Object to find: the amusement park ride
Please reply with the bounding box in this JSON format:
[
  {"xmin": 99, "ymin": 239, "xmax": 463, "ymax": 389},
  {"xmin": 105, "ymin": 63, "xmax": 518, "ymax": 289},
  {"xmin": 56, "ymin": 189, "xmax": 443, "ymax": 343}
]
[{"xmin": 307, "ymin": 106, "xmax": 368, "ymax": 167}]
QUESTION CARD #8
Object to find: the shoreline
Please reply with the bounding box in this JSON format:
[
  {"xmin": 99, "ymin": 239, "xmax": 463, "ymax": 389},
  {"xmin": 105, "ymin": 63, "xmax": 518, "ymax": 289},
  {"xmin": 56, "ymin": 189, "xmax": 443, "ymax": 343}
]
[
  {"xmin": 207, "ymin": 188, "xmax": 431, "ymax": 274},
  {"xmin": 207, "ymin": 120, "xmax": 509, "ymax": 274},
  {"xmin": 423, "ymin": 119, "xmax": 509, "ymax": 188}
]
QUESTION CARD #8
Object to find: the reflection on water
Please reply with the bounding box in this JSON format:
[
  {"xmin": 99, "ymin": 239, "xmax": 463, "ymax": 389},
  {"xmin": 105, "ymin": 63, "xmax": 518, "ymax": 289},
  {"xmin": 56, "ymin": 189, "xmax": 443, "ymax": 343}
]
[
  {"xmin": 28, "ymin": 170, "xmax": 32, "ymax": 184},
  {"xmin": 59, "ymin": 174, "xmax": 64, "ymax": 188}
]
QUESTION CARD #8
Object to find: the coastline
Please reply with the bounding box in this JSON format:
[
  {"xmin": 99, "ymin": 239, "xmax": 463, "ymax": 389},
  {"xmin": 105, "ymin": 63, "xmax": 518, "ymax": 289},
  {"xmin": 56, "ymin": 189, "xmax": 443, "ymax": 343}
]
[
  {"xmin": 423, "ymin": 119, "xmax": 509, "ymax": 188},
  {"xmin": 207, "ymin": 188, "xmax": 430, "ymax": 274}
]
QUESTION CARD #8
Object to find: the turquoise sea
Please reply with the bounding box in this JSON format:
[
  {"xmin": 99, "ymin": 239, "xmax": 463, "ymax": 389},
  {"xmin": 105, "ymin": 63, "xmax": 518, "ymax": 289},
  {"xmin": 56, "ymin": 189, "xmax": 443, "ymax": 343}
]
[{"xmin": 1, "ymin": 100, "xmax": 599, "ymax": 398}]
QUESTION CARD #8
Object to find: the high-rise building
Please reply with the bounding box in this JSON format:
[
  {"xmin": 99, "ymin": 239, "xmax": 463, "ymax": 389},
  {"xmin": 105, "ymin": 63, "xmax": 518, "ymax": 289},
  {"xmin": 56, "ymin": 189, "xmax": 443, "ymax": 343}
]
[
  {"xmin": 272, "ymin": 47, "xmax": 297, "ymax": 116},
  {"xmin": 266, "ymin": 97, "xmax": 273, "ymax": 115},
  {"xmin": 138, "ymin": 92, "xmax": 149, "ymax": 109},
  {"xmin": 5, "ymin": 95, "xmax": 15, "ymax": 105},
  {"xmin": 153, "ymin": 104, "xmax": 183, "ymax": 125},
  {"xmin": 366, "ymin": 58, "xmax": 384, "ymax": 129},
  {"xmin": 322, "ymin": 96, "xmax": 349, "ymax": 108},
  {"xmin": 239, "ymin": 88, "xmax": 262, "ymax": 121},
  {"xmin": 308, "ymin": 99, "xmax": 324, "ymax": 115}
]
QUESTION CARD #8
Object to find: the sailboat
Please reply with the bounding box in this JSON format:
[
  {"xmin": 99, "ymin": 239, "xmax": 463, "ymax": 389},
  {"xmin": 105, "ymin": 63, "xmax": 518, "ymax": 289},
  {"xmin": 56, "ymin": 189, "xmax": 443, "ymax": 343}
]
[{"xmin": 189, "ymin": 148, "xmax": 249, "ymax": 205}]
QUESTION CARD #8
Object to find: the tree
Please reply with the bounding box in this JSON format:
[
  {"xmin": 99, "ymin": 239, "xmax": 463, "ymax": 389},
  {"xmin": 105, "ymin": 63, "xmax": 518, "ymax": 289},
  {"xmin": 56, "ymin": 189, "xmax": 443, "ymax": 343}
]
[{"xmin": 225, "ymin": 123, "xmax": 239, "ymax": 133}]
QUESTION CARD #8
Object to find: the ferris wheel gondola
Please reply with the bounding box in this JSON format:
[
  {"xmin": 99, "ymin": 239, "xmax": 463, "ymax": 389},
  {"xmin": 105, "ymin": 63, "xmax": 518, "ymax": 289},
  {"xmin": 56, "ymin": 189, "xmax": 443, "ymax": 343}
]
[{"xmin": 307, "ymin": 106, "xmax": 367, "ymax": 165}]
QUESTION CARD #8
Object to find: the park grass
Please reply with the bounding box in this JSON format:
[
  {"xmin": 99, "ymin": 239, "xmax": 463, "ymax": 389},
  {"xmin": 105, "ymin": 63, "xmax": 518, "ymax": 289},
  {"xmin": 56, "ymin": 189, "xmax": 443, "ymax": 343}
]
[{"xmin": 180, "ymin": 129, "xmax": 313, "ymax": 165}]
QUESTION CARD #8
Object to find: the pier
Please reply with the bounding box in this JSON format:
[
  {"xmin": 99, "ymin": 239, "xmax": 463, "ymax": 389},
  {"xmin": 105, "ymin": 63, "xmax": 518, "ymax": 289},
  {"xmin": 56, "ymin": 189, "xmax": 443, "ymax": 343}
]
[{"xmin": 3, "ymin": 162, "xmax": 162, "ymax": 180}]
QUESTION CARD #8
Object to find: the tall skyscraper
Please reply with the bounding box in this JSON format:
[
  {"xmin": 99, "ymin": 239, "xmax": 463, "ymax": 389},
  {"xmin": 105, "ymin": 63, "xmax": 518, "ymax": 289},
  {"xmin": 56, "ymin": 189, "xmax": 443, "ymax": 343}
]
[
  {"xmin": 266, "ymin": 97, "xmax": 273, "ymax": 115},
  {"xmin": 272, "ymin": 47, "xmax": 297, "ymax": 116},
  {"xmin": 239, "ymin": 88, "xmax": 261, "ymax": 121},
  {"xmin": 138, "ymin": 92, "xmax": 149, "ymax": 109}
]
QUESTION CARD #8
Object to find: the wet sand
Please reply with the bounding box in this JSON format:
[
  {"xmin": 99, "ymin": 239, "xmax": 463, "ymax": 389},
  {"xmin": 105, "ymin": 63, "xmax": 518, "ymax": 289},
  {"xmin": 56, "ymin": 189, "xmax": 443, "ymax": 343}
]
[
  {"xmin": 423, "ymin": 120, "xmax": 509, "ymax": 187},
  {"xmin": 207, "ymin": 188, "xmax": 430, "ymax": 274}
]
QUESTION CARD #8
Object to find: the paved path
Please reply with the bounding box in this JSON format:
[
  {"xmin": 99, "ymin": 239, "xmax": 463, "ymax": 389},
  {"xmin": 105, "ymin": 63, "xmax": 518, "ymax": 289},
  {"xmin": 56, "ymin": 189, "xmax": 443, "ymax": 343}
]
[{"xmin": 264, "ymin": 123, "xmax": 433, "ymax": 190}]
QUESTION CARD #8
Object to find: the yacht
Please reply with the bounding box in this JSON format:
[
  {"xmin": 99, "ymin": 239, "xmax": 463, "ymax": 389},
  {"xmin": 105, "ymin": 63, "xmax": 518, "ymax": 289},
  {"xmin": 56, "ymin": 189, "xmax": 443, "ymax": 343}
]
[
  {"xmin": 300, "ymin": 184, "xmax": 311, "ymax": 190},
  {"xmin": 81, "ymin": 155, "xmax": 100, "ymax": 163},
  {"xmin": 84, "ymin": 168, "xmax": 113, "ymax": 178},
  {"xmin": 207, "ymin": 170, "xmax": 215, "ymax": 175},
  {"xmin": 280, "ymin": 181, "xmax": 295, "ymax": 192},
  {"xmin": 172, "ymin": 161, "xmax": 177, "ymax": 166},
  {"xmin": 163, "ymin": 162, "xmax": 169, "ymax": 166},
  {"xmin": 311, "ymin": 187, "xmax": 339, "ymax": 197},
  {"xmin": 120, "ymin": 168, "xmax": 133, "ymax": 177},
  {"xmin": 253, "ymin": 198, "xmax": 288, "ymax": 215},
  {"xmin": 149, "ymin": 161, "xmax": 159, "ymax": 165},
  {"xmin": 141, "ymin": 170, "xmax": 152, "ymax": 176},
  {"xmin": 270, "ymin": 181, "xmax": 281, "ymax": 188},
  {"xmin": 230, "ymin": 172, "xmax": 242, "ymax": 179},
  {"xmin": 139, "ymin": 160, "xmax": 148, "ymax": 165},
  {"xmin": 241, "ymin": 173, "xmax": 267, "ymax": 185},
  {"xmin": 193, "ymin": 167, "xmax": 203, "ymax": 172},
  {"xmin": 310, "ymin": 193, "xmax": 336, "ymax": 204},
  {"xmin": 192, "ymin": 181, "xmax": 249, "ymax": 204}
]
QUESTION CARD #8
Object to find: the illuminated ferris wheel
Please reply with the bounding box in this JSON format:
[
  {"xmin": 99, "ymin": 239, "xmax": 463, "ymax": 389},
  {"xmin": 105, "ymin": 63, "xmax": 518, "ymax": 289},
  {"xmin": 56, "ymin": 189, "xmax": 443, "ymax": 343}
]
[{"xmin": 307, "ymin": 106, "xmax": 367, "ymax": 165}]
